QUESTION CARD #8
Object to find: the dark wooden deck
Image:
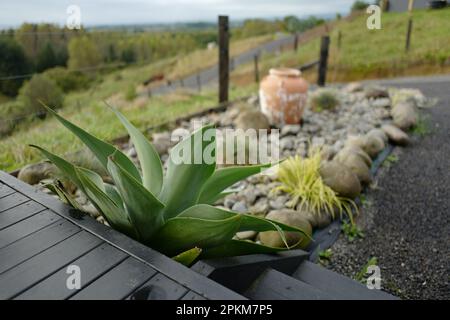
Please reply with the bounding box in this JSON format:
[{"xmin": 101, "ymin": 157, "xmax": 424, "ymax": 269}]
[
  {"xmin": 0, "ymin": 171, "xmax": 243, "ymax": 300},
  {"xmin": 0, "ymin": 170, "xmax": 398, "ymax": 300}
]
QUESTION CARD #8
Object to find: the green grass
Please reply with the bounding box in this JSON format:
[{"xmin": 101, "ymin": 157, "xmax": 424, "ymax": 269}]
[
  {"xmin": 355, "ymin": 257, "xmax": 378, "ymax": 283},
  {"xmin": 0, "ymin": 84, "xmax": 255, "ymax": 172},
  {"xmin": 231, "ymin": 8, "xmax": 450, "ymax": 84},
  {"xmin": 410, "ymin": 114, "xmax": 431, "ymax": 137},
  {"xmin": 382, "ymin": 154, "xmax": 399, "ymax": 168},
  {"xmin": 342, "ymin": 220, "xmax": 365, "ymax": 242},
  {"xmin": 0, "ymin": 32, "xmax": 269, "ymax": 172}
]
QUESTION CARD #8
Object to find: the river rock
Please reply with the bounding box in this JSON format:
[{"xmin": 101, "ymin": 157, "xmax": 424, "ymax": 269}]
[
  {"xmin": 231, "ymin": 201, "xmax": 248, "ymax": 213},
  {"xmin": 171, "ymin": 127, "xmax": 190, "ymax": 143},
  {"xmin": 363, "ymin": 134, "xmax": 385, "ymax": 158},
  {"xmin": 269, "ymin": 195, "xmax": 289, "ymax": 210},
  {"xmin": 234, "ymin": 231, "xmax": 257, "ymax": 240},
  {"xmin": 334, "ymin": 150, "xmax": 372, "ymax": 185},
  {"xmin": 365, "ymin": 86, "xmax": 389, "ymax": 99},
  {"xmin": 344, "ymin": 82, "xmax": 364, "ymax": 93},
  {"xmin": 391, "ymin": 101, "xmax": 418, "ymax": 130},
  {"xmin": 281, "ymin": 124, "xmax": 301, "ymax": 136},
  {"xmin": 18, "ymin": 162, "xmax": 58, "ymax": 185},
  {"xmin": 382, "ymin": 124, "xmax": 410, "ymax": 146},
  {"xmin": 367, "ymin": 128, "xmax": 388, "ymax": 143},
  {"xmin": 250, "ymin": 197, "xmax": 270, "ymax": 215},
  {"xmin": 319, "ymin": 161, "xmax": 362, "ymax": 199},
  {"xmin": 234, "ymin": 109, "xmax": 270, "ymax": 131},
  {"xmin": 259, "ymin": 209, "xmax": 312, "ymax": 249},
  {"xmin": 152, "ymin": 131, "xmax": 173, "ymax": 155}
]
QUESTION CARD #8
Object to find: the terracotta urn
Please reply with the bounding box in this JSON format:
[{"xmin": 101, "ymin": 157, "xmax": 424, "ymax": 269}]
[{"xmin": 259, "ymin": 68, "xmax": 308, "ymax": 125}]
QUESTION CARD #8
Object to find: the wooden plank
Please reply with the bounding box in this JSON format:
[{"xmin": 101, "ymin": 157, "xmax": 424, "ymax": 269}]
[
  {"xmin": 218, "ymin": 15, "xmax": 229, "ymax": 104},
  {"xmin": 129, "ymin": 274, "xmax": 187, "ymax": 300},
  {"xmin": 70, "ymin": 257, "xmax": 156, "ymax": 300},
  {"xmin": 244, "ymin": 268, "xmax": 333, "ymax": 300},
  {"xmin": 292, "ymin": 260, "xmax": 398, "ymax": 300},
  {"xmin": 0, "ymin": 201, "xmax": 45, "ymax": 230},
  {"xmin": 0, "ymin": 171, "xmax": 245, "ymax": 300},
  {"xmin": 182, "ymin": 291, "xmax": 207, "ymax": 300},
  {"xmin": 0, "ymin": 183, "xmax": 15, "ymax": 198},
  {"xmin": 0, "ymin": 220, "xmax": 80, "ymax": 274},
  {"xmin": 0, "ymin": 231, "xmax": 102, "ymax": 299},
  {"xmin": 15, "ymin": 243, "xmax": 128, "ymax": 300},
  {"xmin": 192, "ymin": 250, "xmax": 308, "ymax": 294},
  {"xmin": 0, "ymin": 192, "xmax": 29, "ymax": 213},
  {"xmin": 317, "ymin": 35, "xmax": 330, "ymax": 87},
  {"xmin": 0, "ymin": 210, "xmax": 61, "ymax": 249}
]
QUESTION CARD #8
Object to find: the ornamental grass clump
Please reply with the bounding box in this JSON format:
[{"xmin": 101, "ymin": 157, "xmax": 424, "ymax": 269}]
[
  {"xmin": 310, "ymin": 88, "xmax": 340, "ymax": 112},
  {"xmin": 31, "ymin": 105, "xmax": 307, "ymax": 264},
  {"xmin": 275, "ymin": 149, "xmax": 356, "ymax": 224}
]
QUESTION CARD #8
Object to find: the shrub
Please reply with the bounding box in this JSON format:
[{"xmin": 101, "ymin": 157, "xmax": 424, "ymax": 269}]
[
  {"xmin": 125, "ymin": 84, "xmax": 137, "ymax": 101},
  {"xmin": 0, "ymin": 38, "xmax": 31, "ymax": 97},
  {"xmin": 275, "ymin": 149, "xmax": 356, "ymax": 222},
  {"xmin": 32, "ymin": 105, "xmax": 308, "ymax": 264},
  {"xmin": 18, "ymin": 74, "xmax": 64, "ymax": 116},
  {"xmin": 43, "ymin": 67, "xmax": 92, "ymax": 93},
  {"xmin": 310, "ymin": 88, "xmax": 340, "ymax": 112},
  {"xmin": 351, "ymin": 0, "xmax": 370, "ymax": 11}
]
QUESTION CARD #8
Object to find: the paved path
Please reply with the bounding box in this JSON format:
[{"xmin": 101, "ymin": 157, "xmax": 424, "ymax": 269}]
[{"xmin": 329, "ymin": 75, "xmax": 450, "ymax": 300}]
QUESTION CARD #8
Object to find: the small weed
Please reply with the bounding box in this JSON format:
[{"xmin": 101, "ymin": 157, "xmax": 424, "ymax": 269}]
[
  {"xmin": 355, "ymin": 257, "xmax": 378, "ymax": 283},
  {"xmin": 318, "ymin": 248, "xmax": 333, "ymax": 265},
  {"xmin": 382, "ymin": 154, "xmax": 399, "ymax": 168},
  {"xmin": 342, "ymin": 220, "xmax": 365, "ymax": 242},
  {"xmin": 359, "ymin": 194, "xmax": 372, "ymax": 208},
  {"xmin": 411, "ymin": 115, "xmax": 431, "ymax": 137}
]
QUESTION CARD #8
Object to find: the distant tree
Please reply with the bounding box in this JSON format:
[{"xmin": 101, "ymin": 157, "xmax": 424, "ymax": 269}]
[
  {"xmin": 19, "ymin": 74, "xmax": 64, "ymax": 116},
  {"xmin": 120, "ymin": 46, "xmax": 137, "ymax": 64},
  {"xmin": 67, "ymin": 36, "xmax": 103, "ymax": 71},
  {"xmin": 0, "ymin": 38, "xmax": 31, "ymax": 96},
  {"xmin": 283, "ymin": 16, "xmax": 325, "ymax": 33},
  {"xmin": 43, "ymin": 67, "xmax": 91, "ymax": 93},
  {"xmin": 351, "ymin": 1, "xmax": 370, "ymax": 11},
  {"xmin": 234, "ymin": 19, "xmax": 284, "ymax": 38},
  {"xmin": 35, "ymin": 42, "xmax": 58, "ymax": 72}
]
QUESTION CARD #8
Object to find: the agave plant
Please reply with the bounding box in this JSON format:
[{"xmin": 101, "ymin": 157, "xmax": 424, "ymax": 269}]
[{"xmin": 31, "ymin": 105, "xmax": 307, "ymax": 263}]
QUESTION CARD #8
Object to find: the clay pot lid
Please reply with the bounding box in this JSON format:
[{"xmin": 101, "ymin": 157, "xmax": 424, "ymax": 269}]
[{"xmin": 269, "ymin": 68, "xmax": 301, "ymax": 77}]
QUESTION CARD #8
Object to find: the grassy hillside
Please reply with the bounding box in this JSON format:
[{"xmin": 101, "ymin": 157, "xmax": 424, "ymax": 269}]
[
  {"xmin": 0, "ymin": 33, "xmax": 269, "ymax": 172},
  {"xmin": 2, "ymin": 8, "xmax": 449, "ymax": 172},
  {"xmin": 231, "ymin": 8, "xmax": 450, "ymax": 84}
]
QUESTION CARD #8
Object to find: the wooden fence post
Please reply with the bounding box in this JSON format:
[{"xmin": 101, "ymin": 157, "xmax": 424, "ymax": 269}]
[
  {"xmin": 337, "ymin": 31, "xmax": 342, "ymax": 50},
  {"xmin": 317, "ymin": 35, "xmax": 330, "ymax": 87},
  {"xmin": 294, "ymin": 33, "xmax": 299, "ymax": 52},
  {"xmin": 405, "ymin": 0, "xmax": 414, "ymax": 52},
  {"xmin": 405, "ymin": 18, "xmax": 413, "ymax": 52},
  {"xmin": 254, "ymin": 54, "xmax": 260, "ymax": 84},
  {"xmin": 218, "ymin": 15, "xmax": 229, "ymax": 104}
]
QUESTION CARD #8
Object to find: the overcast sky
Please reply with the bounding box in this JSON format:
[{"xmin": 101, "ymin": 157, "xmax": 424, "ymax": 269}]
[{"xmin": 0, "ymin": 0, "xmax": 355, "ymax": 27}]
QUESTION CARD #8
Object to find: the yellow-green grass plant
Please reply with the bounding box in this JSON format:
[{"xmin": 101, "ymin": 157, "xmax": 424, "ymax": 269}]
[
  {"xmin": 31, "ymin": 104, "xmax": 308, "ymax": 265},
  {"xmin": 275, "ymin": 149, "xmax": 357, "ymax": 225}
]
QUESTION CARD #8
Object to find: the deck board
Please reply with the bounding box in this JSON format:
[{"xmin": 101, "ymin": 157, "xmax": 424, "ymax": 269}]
[
  {"xmin": 0, "ymin": 201, "xmax": 45, "ymax": 230},
  {"xmin": 0, "ymin": 210, "xmax": 61, "ymax": 249},
  {"xmin": 0, "ymin": 183, "xmax": 15, "ymax": 198},
  {"xmin": 15, "ymin": 243, "xmax": 128, "ymax": 300},
  {"xmin": 0, "ymin": 220, "xmax": 80, "ymax": 274},
  {"xmin": 0, "ymin": 171, "xmax": 244, "ymax": 300},
  {"xmin": 70, "ymin": 257, "xmax": 157, "ymax": 300},
  {"xmin": 0, "ymin": 231, "xmax": 102, "ymax": 299},
  {"xmin": 0, "ymin": 192, "xmax": 29, "ymax": 212}
]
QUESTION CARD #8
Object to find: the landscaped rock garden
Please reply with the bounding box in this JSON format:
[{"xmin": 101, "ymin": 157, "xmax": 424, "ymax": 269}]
[{"xmin": 18, "ymin": 80, "xmax": 434, "ymax": 289}]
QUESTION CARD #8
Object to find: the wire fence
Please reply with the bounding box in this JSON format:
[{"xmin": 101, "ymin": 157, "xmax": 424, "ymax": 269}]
[{"xmin": 0, "ymin": 33, "xmax": 300, "ymax": 132}]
